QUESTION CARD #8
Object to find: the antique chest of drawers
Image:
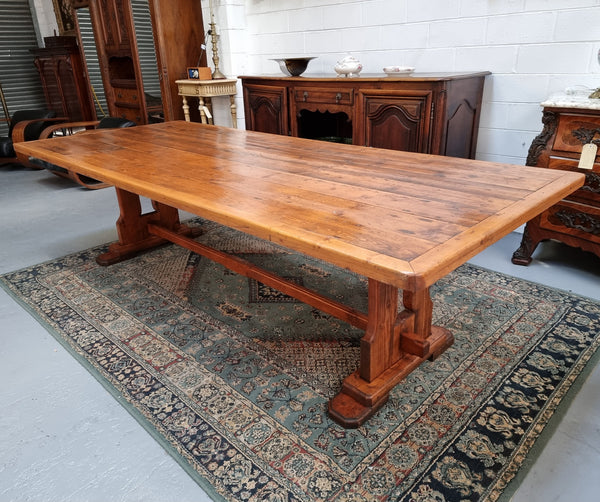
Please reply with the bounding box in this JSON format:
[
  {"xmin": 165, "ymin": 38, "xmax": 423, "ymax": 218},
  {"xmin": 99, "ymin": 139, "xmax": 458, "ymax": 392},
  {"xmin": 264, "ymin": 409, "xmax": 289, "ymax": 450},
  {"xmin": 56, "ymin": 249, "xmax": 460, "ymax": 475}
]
[{"xmin": 512, "ymin": 94, "xmax": 600, "ymax": 264}]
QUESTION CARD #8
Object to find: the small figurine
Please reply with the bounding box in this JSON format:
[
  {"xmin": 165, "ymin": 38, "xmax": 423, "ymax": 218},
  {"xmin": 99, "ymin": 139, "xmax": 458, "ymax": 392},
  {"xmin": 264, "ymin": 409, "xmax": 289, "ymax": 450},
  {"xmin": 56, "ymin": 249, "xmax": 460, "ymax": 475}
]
[{"xmin": 334, "ymin": 55, "xmax": 363, "ymax": 77}]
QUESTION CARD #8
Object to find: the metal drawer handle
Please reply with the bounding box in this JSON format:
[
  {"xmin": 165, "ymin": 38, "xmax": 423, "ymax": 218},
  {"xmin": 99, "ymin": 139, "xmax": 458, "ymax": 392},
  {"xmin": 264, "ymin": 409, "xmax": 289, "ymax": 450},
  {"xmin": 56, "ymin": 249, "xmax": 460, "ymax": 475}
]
[
  {"xmin": 303, "ymin": 91, "xmax": 308, "ymax": 102},
  {"xmin": 336, "ymin": 92, "xmax": 342, "ymax": 103}
]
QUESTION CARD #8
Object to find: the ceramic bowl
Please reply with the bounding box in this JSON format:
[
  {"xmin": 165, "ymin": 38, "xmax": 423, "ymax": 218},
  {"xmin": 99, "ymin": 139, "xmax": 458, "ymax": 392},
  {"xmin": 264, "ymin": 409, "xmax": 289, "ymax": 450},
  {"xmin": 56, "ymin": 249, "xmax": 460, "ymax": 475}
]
[
  {"xmin": 383, "ymin": 66, "xmax": 415, "ymax": 76},
  {"xmin": 272, "ymin": 57, "xmax": 317, "ymax": 76}
]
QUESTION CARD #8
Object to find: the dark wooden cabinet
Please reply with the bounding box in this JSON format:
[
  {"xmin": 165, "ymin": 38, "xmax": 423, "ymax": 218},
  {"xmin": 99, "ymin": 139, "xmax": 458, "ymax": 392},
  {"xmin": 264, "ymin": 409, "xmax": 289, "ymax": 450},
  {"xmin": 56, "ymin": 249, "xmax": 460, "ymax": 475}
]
[
  {"xmin": 512, "ymin": 101, "xmax": 600, "ymax": 264},
  {"xmin": 240, "ymin": 72, "xmax": 489, "ymax": 158},
  {"xmin": 93, "ymin": 0, "xmax": 171, "ymax": 124},
  {"xmin": 78, "ymin": 0, "xmax": 147, "ymax": 123},
  {"xmin": 32, "ymin": 36, "xmax": 96, "ymax": 122},
  {"xmin": 73, "ymin": 0, "xmax": 206, "ymax": 124}
]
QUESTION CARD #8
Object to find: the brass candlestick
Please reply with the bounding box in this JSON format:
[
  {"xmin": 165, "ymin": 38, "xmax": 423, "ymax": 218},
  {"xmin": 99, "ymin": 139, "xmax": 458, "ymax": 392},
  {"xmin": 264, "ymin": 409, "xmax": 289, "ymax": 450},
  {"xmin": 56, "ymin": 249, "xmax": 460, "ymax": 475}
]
[{"xmin": 208, "ymin": 0, "xmax": 225, "ymax": 79}]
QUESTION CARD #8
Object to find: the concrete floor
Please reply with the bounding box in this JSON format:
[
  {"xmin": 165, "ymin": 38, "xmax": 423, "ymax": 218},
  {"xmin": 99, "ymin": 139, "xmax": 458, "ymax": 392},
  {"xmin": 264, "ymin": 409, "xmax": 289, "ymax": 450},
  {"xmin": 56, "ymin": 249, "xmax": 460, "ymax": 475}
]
[{"xmin": 1, "ymin": 165, "xmax": 599, "ymax": 501}]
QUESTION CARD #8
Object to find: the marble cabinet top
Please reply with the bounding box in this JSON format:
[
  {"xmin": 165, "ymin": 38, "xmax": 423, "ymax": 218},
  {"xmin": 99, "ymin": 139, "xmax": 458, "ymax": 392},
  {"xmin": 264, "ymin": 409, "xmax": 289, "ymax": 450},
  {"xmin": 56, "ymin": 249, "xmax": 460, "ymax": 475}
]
[{"xmin": 542, "ymin": 90, "xmax": 600, "ymax": 110}]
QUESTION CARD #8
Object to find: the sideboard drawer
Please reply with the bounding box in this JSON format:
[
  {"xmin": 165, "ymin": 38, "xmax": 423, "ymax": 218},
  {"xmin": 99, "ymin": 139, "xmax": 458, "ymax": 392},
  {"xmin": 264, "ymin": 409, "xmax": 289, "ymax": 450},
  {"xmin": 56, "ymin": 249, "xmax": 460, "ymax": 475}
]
[
  {"xmin": 547, "ymin": 157, "xmax": 600, "ymax": 205},
  {"xmin": 552, "ymin": 113, "xmax": 600, "ymax": 156},
  {"xmin": 540, "ymin": 199, "xmax": 600, "ymax": 245},
  {"xmin": 292, "ymin": 87, "xmax": 354, "ymax": 106}
]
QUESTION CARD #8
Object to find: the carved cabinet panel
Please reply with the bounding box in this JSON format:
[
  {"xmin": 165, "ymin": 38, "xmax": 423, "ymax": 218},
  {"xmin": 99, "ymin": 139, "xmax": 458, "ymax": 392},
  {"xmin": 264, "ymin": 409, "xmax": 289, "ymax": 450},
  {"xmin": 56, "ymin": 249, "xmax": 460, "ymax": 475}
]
[
  {"xmin": 94, "ymin": 0, "xmax": 131, "ymax": 53},
  {"xmin": 512, "ymin": 105, "xmax": 600, "ymax": 265},
  {"xmin": 32, "ymin": 36, "xmax": 96, "ymax": 122},
  {"xmin": 360, "ymin": 91, "xmax": 432, "ymax": 152},
  {"xmin": 243, "ymin": 83, "xmax": 288, "ymax": 136}
]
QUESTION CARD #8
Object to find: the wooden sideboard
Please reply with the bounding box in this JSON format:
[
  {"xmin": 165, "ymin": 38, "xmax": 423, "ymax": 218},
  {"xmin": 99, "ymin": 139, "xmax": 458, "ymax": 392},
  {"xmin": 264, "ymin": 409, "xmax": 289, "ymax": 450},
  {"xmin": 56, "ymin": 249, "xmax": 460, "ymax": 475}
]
[
  {"xmin": 32, "ymin": 36, "xmax": 96, "ymax": 122},
  {"xmin": 240, "ymin": 72, "xmax": 489, "ymax": 158},
  {"xmin": 512, "ymin": 96, "xmax": 600, "ymax": 264}
]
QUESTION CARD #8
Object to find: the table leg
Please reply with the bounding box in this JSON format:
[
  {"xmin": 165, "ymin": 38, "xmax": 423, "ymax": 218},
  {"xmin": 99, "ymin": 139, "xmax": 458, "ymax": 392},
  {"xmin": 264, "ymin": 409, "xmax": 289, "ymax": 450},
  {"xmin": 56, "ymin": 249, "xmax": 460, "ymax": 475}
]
[
  {"xmin": 198, "ymin": 97, "xmax": 208, "ymax": 124},
  {"xmin": 328, "ymin": 280, "xmax": 454, "ymax": 428},
  {"xmin": 511, "ymin": 217, "xmax": 544, "ymax": 265},
  {"xmin": 207, "ymin": 98, "xmax": 214, "ymax": 125},
  {"xmin": 96, "ymin": 188, "xmax": 200, "ymax": 266},
  {"xmin": 229, "ymin": 95, "xmax": 238, "ymax": 129},
  {"xmin": 181, "ymin": 96, "xmax": 191, "ymax": 122}
]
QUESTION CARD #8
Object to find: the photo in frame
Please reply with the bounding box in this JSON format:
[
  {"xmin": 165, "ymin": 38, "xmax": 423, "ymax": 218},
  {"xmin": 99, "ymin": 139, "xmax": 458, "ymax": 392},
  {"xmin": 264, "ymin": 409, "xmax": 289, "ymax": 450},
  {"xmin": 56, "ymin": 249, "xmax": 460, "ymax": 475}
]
[{"xmin": 187, "ymin": 67, "xmax": 212, "ymax": 80}]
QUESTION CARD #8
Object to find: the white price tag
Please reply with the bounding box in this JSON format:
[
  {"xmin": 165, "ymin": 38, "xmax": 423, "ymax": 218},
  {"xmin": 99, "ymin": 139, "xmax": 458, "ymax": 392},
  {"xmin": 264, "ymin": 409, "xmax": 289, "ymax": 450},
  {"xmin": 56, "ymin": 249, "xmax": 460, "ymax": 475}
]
[{"xmin": 578, "ymin": 143, "xmax": 597, "ymax": 170}]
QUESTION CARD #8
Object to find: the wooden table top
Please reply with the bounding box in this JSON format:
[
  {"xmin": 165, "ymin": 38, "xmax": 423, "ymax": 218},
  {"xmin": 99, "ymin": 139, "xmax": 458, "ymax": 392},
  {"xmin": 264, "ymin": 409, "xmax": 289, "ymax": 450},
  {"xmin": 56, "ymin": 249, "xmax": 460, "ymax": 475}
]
[{"xmin": 16, "ymin": 121, "xmax": 584, "ymax": 290}]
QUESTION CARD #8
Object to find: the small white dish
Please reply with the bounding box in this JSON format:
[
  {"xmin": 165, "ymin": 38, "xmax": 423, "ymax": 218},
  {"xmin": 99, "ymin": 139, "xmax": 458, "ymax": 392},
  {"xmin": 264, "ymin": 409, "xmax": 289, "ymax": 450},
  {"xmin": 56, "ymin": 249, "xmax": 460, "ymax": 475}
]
[{"xmin": 383, "ymin": 66, "xmax": 415, "ymax": 76}]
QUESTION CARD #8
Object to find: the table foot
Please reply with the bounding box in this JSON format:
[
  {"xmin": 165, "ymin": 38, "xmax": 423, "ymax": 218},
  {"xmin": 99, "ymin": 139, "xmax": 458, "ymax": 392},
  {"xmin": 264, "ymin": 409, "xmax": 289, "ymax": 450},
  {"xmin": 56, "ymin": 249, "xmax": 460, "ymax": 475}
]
[
  {"xmin": 329, "ymin": 326, "xmax": 453, "ymax": 428},
  {"xmin": 96, "ymin": 224, "xmax": 201, "ymax": 265},
  {"xmin": 97, "ymin": 188, "xmax": 202, "ymax": 265},
  {"xmin": 329, "ymin": 391, "xmax": 389, "ymax": 429}
]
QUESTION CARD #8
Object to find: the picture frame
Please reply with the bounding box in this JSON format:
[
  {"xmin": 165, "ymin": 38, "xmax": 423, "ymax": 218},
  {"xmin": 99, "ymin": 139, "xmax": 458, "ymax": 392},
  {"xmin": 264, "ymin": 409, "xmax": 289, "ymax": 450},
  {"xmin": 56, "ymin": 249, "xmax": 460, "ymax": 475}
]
[
  {"xmin": 52, "ymin": 0, "xmax": 76, "ymax": 36},
  {"xmin": 187, "ymin": 67, "xmax": 212, "ymax": 80}
]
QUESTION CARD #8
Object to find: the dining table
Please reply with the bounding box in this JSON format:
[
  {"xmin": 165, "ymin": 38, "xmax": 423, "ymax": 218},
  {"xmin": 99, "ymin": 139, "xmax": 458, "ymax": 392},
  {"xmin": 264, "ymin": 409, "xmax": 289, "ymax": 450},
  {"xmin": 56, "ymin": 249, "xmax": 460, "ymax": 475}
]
[{"xmin": 15, "ymin": 120, "xmax": 585, "ymax": 427}]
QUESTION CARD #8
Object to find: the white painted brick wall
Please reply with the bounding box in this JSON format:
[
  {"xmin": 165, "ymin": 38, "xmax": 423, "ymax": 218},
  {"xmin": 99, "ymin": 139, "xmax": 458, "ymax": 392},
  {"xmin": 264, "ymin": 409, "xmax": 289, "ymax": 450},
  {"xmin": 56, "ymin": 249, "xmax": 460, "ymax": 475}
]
[
  {"xmin": 517, "ymin": 43, "xmax": 594, "ymax": 74},
  {"xmin": 322, "ymin": 3, "xmax": 363, "ymax": 29},
  {"xmin": 406, "ymin": 0, "xmax": 459, "ymax": 23},
  {"xmin": 428, "ymin": 18, "xmax": 487, "ymax": 48},
  {"xmin": 363, "ymin": 0, "xmax": 407, "ymax": 25},
  {"xmin": 209, "ymin": 0, "xmax": 600, "ymax": 164},
  {"xmin": 486, "ymin": 12, "xmax": 556, "ymax": 45},
  {"xmin": 555, "ymin": 7, "xmax": 600, "ymax": 41}
]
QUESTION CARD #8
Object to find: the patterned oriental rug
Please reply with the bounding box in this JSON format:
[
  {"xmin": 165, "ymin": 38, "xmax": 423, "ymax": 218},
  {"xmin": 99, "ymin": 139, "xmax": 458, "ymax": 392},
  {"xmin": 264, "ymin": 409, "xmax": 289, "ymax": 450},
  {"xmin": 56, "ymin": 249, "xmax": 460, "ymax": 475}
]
[{"xmin": 2, "ymin": 218, "xmax": 599, "ymax": 502}]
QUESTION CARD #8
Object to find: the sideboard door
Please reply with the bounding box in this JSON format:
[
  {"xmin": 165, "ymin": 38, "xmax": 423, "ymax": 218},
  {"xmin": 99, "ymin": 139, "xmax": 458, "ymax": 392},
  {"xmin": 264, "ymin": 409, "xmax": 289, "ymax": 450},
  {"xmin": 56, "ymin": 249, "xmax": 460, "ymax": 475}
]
[
  {"xmin": 243, "ymin": 83, "xmax": 288, "ymax": 136},
  {"xmin": 359, "ymin": 90, "xmax": 433, "ymax": 153}
]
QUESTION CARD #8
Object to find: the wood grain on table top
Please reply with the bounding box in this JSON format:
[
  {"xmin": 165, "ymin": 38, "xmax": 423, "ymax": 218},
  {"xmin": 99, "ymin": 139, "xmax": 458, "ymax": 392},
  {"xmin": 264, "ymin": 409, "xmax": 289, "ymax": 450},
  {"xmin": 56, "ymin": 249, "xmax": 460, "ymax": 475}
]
[{"xmin": 16, "ymin": 121, "xmax": 584, "ymax": 290}]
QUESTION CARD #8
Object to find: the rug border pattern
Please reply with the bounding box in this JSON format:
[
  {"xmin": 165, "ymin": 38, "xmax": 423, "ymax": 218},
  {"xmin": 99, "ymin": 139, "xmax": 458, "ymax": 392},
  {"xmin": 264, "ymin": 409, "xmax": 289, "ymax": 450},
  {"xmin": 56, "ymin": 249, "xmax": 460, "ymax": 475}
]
[{"xmin": 1, "ymin": 231, "xmax": 599, "ymax": 502}]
